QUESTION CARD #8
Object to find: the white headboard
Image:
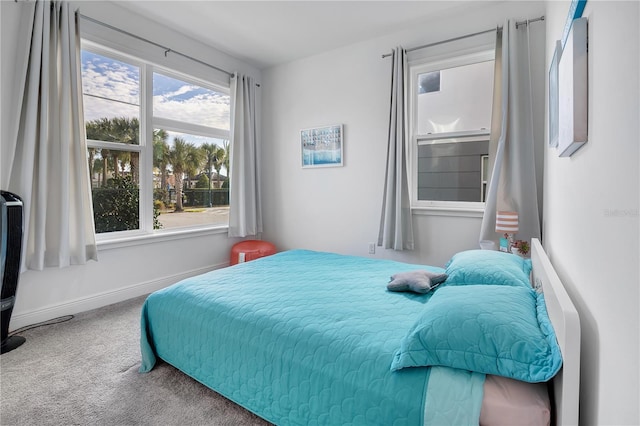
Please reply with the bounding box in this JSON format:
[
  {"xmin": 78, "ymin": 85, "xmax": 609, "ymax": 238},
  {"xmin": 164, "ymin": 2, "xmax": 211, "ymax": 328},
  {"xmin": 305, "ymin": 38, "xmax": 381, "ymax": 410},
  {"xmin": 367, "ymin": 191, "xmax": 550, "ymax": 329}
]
[{"xmin": 530, "ymin": 238, "xmax": 581, "ymax": 426}]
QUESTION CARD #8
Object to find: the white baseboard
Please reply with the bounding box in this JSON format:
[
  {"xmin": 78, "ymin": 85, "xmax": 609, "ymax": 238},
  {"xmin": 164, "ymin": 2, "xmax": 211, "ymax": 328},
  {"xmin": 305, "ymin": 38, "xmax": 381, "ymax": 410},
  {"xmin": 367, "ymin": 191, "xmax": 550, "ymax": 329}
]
[{"xmin": 9, "ymin": 262, "xmax": 228, "ymax": 331}]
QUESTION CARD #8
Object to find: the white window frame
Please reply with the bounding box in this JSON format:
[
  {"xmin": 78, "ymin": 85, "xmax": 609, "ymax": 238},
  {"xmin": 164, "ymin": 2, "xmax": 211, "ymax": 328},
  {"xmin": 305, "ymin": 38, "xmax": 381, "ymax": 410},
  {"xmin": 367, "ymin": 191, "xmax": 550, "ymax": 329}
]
[
  {"xmin": 81, "ymin": 40, "xmax": 231, "ymax": 244},
  {"xmin": 408, "ymin": 49, "xmax": 494, "ymax": 217},
  {"xmin": 481, "ymin": 154, "xmax": 489, "ymax": 203}
]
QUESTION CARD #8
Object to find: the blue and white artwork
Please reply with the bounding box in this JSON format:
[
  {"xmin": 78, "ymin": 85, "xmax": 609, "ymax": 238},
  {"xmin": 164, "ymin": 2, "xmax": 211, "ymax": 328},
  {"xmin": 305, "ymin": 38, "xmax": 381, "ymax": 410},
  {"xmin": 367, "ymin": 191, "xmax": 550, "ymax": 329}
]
[{"xmin": 301, "ymin": 125, "xmax": 343, "ymax": 168}]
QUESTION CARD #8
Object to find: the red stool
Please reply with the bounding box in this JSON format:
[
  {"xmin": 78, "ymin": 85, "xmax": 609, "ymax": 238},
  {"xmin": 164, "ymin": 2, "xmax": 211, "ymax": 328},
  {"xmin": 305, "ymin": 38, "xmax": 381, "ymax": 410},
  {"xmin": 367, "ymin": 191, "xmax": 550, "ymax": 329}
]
[{"xmin": 230, "ymin": 240, "xmax": 277, "ymax": 265}]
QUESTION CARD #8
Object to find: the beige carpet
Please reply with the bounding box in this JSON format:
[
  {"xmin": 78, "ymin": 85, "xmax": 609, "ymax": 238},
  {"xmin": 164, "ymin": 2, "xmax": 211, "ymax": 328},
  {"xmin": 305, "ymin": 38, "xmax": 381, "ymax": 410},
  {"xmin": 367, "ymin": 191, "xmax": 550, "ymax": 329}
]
[{"xmin": 0, "ymin": 295, "xmax": 270, "ymax": 425}]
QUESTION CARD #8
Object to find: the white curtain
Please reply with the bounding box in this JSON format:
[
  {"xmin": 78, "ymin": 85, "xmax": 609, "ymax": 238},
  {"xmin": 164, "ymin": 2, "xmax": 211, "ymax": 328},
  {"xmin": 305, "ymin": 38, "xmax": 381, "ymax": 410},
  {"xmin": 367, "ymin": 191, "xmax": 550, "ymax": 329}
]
[
  {"xmin": 8, "ymin": 0, "xmax": 97, "ymax": 271},
  {"xmin": 480, "ymin": 20, "xmax": 541, "ymax": 244},
  {"xmin": 228, "ymin": 73, "xmax": 262, "ymax": 238},
  {"xmin": 378, "ymin": 47, "xmax": 414, "ymax": 251}
]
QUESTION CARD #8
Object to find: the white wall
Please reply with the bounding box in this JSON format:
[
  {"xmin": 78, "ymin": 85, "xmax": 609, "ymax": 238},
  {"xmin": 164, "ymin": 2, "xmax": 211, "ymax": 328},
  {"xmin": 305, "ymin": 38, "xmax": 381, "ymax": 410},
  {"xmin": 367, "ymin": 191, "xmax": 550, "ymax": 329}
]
[
  {"xmin": 0, "ymin": 0, "xmax": 259, "ymax": 329},
  {"xmin": 543, "ymin": 1, "xmax": 640, "ymax": 425},
  {"xmin": 260, "ymin": 1, "xmax": 546, "ymax": 267}
]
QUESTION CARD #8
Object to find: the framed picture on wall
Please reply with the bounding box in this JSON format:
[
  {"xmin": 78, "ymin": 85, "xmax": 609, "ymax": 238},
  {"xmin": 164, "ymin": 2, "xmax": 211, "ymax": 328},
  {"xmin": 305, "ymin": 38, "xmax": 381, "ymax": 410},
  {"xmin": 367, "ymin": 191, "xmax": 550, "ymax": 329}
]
[
  {"xmin": 301, "ymin": 124, "xmax": 343, "ymax": 168},
  {"xmin": 548, "ymin": 40, "xmax": 562, "ymax": 148},
  {"xmin": 558, "ymin": 17, "xmax": 588, "ymax": 157}
]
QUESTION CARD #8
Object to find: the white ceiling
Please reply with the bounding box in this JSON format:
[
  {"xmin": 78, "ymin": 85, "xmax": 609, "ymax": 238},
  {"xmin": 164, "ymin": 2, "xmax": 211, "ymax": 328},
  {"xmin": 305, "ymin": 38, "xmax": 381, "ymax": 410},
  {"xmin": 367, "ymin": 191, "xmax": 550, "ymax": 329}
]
[{"xmin": 116, "ymin": 1, "xmax": 483, "ymax": 69}]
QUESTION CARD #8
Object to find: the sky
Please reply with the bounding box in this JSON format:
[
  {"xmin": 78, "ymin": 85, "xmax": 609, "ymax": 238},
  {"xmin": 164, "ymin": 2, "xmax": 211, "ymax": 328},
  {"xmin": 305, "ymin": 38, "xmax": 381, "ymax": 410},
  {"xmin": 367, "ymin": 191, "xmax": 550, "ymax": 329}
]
[{"xmin": 81, "ymin": 50, "xmax": 230, "ymax": 149}]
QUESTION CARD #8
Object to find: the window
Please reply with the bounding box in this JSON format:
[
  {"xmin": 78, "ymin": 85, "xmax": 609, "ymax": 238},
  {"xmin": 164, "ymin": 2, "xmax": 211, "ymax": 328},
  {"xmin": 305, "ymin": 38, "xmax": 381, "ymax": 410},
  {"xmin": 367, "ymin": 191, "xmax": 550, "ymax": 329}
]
[
  {"xmin": 81, "ymin": 43, "xmax": 230, "ymax": 238},
  {"xmin": 410, "ymin": 50, "xmax": 495, "ymax": 209},
  {"xmin": 418, "ymin": 71, "xmax": 440, "ymax": 94}
]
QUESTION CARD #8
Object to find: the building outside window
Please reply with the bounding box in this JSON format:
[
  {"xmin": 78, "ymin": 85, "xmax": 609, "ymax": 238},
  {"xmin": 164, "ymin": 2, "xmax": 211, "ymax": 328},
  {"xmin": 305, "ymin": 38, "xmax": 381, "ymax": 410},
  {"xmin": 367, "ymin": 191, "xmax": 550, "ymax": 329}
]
[
  {"xmin": 410, "ymin": 49, "xmax": 495, "ymax": 210},
  {"xmin": 81, "ymin": 43, "xmax": 230, "ymax": 238}
]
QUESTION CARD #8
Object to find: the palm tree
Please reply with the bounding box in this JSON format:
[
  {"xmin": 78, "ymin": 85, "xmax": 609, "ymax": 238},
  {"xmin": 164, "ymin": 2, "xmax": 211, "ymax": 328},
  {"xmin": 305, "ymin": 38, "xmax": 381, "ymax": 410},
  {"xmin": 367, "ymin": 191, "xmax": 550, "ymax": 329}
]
[
  {"xmin": 201, "ymin": 143, "xmax": 218, "ymax": 186},
  {"xmin": 110, "ymin": 117, "xmax": 139, "ymax": 144},
  {"xmin": 168, "ymin": 137, "xmax": 202, "ymax": 212},
  {"xmin": 88, "ymin": 148, "xmax": 96, "ymax": 184},
  {"xmin": 184, "ymin": 145, "xmax": 205, "ymax": 206},
  {"xmin": 92, "ymin": 157, "xmax": 104, "ymax": 187},
  {"xmin": 212, "ymin": 145, "xmax": 226, "ymax": 189},
  {"xmin": 201, "ymin": 143, "xmax": 218, "ymax": 206},
  {"xmin": 86, "ymin": 119, "xmax": 111, "ymax": 187},
  {"xmin": 85, "ymin": 117, "xmax": 111, "ymax": 141},
  {"xmin": 111, "ymin": 117, "xmax": 139, "ymax": 182},
  {"xmin": 85, "ymin": 117, "xmax": 140, "ymax": 185},
  {"xmin": 100, "ymin": 149, "xmax": 109, "ymax": 186},
  {"xmin": 111, "ymin": 151, "xmax": 122, "ymax": 178},
  {"xmin": 114, "ymin": 151, "xmax": 133, "ymax": 178},
  {"xmin": 153, "ymin": 129, "xmax": 170, "ymax": 191},
  {"xmin": 222, "ymin": 139, "xmax": 230, "ymax": 179}
]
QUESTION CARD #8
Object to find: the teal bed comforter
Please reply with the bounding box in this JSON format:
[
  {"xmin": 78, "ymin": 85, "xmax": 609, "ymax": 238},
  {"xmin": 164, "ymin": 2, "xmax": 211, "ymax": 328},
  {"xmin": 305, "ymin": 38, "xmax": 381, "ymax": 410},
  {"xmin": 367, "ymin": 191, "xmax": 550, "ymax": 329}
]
[{"xmin": 140, "ymin": 250, "xmax": 484, "ymax": 425}]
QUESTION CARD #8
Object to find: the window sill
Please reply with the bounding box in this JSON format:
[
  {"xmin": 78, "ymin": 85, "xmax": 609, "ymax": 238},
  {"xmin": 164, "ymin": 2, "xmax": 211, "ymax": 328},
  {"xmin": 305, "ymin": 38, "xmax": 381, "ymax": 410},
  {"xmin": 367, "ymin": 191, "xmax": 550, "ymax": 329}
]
[
  {"xmin": 412, "ymin": 205, "xmax": 484, "ymax": 218},
  {"xmin": 96, "ymin": 225, "xmax": 229, "ymax": 251}
]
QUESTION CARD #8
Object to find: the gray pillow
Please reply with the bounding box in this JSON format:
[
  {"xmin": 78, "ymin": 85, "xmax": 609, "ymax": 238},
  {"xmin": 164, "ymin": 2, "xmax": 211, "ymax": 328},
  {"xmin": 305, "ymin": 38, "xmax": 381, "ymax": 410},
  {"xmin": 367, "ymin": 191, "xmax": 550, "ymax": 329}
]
[{"xmin": 387, "ymin": 270, "xmax": 448, "ymax": 294}]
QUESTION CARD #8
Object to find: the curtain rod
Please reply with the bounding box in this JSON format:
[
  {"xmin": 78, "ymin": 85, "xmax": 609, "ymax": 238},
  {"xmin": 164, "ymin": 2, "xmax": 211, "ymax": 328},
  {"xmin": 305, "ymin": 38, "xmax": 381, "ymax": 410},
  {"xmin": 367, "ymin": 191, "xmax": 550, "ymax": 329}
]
[
  {"xmin": 78, "ymin": 14, "xmax": 235, "ymax": 78},
  {"xmin": 381, "ymin": 15, "xmax": 545, "ymax": 58},
  {"xmin": 13, "ymin": 0, "xmax": 236, "ymax": 77}
]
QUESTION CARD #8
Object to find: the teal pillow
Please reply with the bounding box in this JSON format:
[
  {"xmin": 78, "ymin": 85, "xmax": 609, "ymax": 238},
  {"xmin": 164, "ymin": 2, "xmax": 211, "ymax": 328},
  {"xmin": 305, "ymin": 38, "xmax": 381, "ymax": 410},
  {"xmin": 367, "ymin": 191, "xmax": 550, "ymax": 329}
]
[
  {"xmin": 390, "ymin": 285, "xmax": 562, "ymax": 383},
  {"xmin": 445, "ymin": 249, "xmax": 532, "ymax": 287}
]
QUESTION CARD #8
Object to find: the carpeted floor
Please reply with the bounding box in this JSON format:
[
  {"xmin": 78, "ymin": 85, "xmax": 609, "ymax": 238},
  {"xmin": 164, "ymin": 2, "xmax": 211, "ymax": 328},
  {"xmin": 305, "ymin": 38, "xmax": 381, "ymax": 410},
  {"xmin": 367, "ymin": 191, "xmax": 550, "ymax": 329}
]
[{"xmin": 0, "ymin": 295, "xmax": 270, "ymax": 425}]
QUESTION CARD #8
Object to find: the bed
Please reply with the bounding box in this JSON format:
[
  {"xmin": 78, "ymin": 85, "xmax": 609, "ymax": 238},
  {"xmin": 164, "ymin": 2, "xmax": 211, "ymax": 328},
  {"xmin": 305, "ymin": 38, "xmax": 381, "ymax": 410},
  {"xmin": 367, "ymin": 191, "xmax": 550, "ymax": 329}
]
[{"xmin": 140, "ymin": 238, "xmax": 580, "ymax": 425}]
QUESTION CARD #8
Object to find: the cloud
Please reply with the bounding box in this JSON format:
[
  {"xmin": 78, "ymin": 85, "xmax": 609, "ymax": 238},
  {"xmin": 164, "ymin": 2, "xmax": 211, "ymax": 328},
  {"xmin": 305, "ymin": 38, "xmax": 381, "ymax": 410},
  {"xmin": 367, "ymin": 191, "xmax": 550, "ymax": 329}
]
[
  {"xmin": 153, "ymin": 90, "xmax": 229, "ymax": 129},
  {"xmin": 82, "ymin": 53, "xmax": 140, "ymax": 122},
  {"xmin": 81, "ymin": 51, "xmax": 230, "ymax": 130},
  {"xmin": 160, "ymin": 84, "xmax": 199, "ymax": 100}
]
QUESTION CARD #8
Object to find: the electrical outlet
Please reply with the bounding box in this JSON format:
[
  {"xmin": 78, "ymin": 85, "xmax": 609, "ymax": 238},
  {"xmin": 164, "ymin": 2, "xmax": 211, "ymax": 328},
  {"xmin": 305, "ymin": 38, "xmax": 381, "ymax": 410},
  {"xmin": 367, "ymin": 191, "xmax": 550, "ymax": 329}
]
[{"xmin": 368, "ymin": 243, "xmax": 376, "ymax": 254}]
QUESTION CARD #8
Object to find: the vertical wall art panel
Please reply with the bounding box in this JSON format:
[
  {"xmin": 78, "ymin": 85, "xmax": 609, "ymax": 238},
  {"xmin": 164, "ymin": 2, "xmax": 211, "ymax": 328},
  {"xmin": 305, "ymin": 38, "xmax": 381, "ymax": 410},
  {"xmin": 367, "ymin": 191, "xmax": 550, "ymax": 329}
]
[
  {"xmin": 558, "ymin": 17, "xmax": 588, "ymax": 157},
  {"xmin": 548, "ymin": 40, "xmax": 562, "ymax": 148}
]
